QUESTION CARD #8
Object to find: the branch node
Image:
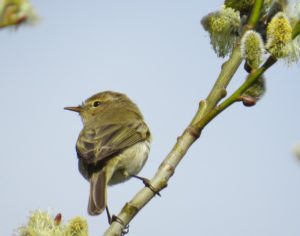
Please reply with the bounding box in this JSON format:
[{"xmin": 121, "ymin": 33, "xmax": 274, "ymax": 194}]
[
  {"xmin": 186, "ymin": 126, "xmax": 201, "ymax": 139},
  {"xmin": 122, "ymin": 202, "xmax": 139, "ymax": 217},
  {"xmin": 160, "ymin": 162, "xmax": 175, "ymax": 178},
  {"xmin": 220, "ymin": 88, "xmax": 227, "ymax": 99},
  {"xmin": 249, "ymin": 68, "xmax": 257, "ymax": 74},
  {"xmin": 221, "ymin": 61, "xmax": 228, "ymax": 69},
  {"xmin": 240, "ymin": 96, "xmax": 257, "ymax": 107},
  {"xmin": 198, "ymin": 99, "xmax": 206, "ymax": 108}
]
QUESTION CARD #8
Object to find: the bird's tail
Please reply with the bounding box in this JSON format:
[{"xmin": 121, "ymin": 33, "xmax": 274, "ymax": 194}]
[{"xmin": 88, "ymin": 168, "xmax": 107, "ymax": 215}]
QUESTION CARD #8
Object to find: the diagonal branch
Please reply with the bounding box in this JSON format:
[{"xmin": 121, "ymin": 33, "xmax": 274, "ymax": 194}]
[{"xmin": 103, "ymin": 1, "xmax": 265, "ymax": 235}]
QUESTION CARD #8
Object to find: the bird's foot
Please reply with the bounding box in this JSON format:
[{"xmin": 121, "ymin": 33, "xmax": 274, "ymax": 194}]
[
  {"xmin": 131, "ymin": 175, "xmax": 161, "ymax": 197},
  {"xmin": 111, "ymin": 215, "xmax": 129, "ymax": 235}
]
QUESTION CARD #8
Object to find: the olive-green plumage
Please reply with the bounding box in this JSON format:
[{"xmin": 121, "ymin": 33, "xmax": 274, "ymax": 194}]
[{"xmin": 65, "ymin": 91, "xmax": 151, "ymax": 215}]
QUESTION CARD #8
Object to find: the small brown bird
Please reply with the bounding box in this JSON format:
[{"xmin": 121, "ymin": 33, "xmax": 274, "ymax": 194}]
[{"xmin": 65, "ymin": 91, "xmax": 151, "ymax": 216}]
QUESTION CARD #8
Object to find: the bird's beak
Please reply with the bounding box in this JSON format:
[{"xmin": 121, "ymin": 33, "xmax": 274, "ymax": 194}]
[{"xmin": 64, "ymin": 106, "xmax": 82, "ymax": 113}]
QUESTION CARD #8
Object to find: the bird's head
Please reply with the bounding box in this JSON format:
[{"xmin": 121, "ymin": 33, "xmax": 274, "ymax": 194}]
[{"xmin": 64, "ymin": 91, "xmax": 134, "ymax": 124}]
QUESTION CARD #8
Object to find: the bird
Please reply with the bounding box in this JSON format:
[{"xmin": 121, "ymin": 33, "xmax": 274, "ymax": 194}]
[{"xmin": 64, "ymin": 91, "xmax": 151, "ymax": 217}]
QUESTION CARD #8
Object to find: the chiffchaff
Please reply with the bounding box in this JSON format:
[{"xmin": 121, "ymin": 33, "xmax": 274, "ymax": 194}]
[{"xmin": 64, "ymin": 91, "xmax": 151, "ymax": 216}]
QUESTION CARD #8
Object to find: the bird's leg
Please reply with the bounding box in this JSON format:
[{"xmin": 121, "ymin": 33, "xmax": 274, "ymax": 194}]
[
  {"xmin": 121, "ymin": 169, "xmax": 161, "ymax": 197},
  {"xmin": 105, "ymin": 206, "xmax": 112, "ymax": 224},
  {"xmin": 130, "ymin": 174, "xmax": 161, "ymax": 197},
  {"xmin": 107, "ymin": 204, "xmax": 130, "ymax": 235}
]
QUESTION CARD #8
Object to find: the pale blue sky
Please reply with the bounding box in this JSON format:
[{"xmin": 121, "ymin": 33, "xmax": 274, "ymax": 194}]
[{"xmin": 1, "ymin": 1, "xmax": 300, "ymax": 235}]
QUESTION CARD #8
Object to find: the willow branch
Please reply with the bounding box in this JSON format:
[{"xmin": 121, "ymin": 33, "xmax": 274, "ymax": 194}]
[
  {"xmin": 292, "ymin": 21, "xmax": 300, "ymax": 39},
  {"xmin": 191, "ymin": 0, "xmax": 264, "ymax": 124},
  {"xmin": 103, "ymin": 1, "xmax": 265, "ymax": 235},
  {"xmin": 247, "ymin": 0, "xmax": 264, "ymax": 27},
  {"xmin": 194, "ymin": 56, "xmax": 277, "ymax": 130},
  {"xmin": 194, "ymin": 20, "xmax": 300, "ymax": 135}
]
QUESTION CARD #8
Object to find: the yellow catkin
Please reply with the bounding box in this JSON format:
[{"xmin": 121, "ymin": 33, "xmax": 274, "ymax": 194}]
[
  {"xmin": 201, "ymin": 6, "xmax": 240, "ymax": 57},
  {"xmin": 241, "ymin": 30, "xmax": 265, "ymax": 68},
  {"xmin": 266, "ymin": 12, "xmax": 292, "ymax": 58},
  {"xmin": 63, "ymin": 217, "xmax": 88, "ymax": 236}
]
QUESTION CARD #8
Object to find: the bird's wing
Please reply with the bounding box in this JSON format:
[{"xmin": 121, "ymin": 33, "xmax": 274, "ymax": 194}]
[{"xmin": 76, "ymin": 121, "xmax": 150, "ymax": 164}]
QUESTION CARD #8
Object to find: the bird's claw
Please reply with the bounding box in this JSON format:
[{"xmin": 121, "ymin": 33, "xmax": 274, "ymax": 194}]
[{"xmin": 131, "ymin": 175, "xmax": 161, "ymax": 197}]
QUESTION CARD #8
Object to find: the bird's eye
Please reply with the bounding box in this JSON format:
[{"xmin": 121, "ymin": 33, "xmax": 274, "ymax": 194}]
[{"xmin": 93, "ymin": 101, "xmax": 102, "ymax": 107}]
